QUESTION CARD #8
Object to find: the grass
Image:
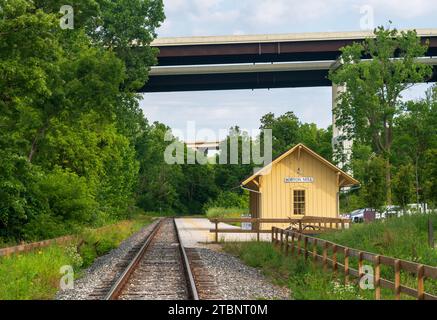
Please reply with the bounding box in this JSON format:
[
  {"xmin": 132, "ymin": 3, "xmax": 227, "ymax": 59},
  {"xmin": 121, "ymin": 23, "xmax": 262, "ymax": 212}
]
[
  {"xmin": 320, "ymin": 214, "xmax": 437, "ymax": 266},
  {"xmin": 223, "ymin": 242, "xmax": 377, "ymax": 300},
  {"xmin": 0, "ymin": 246, "xmax": 76, "ymax": 300},
  {"xmin": 206, "ymin": 207, "xmax": 249, "ymax": 226},
  {"xmin": 0, "ymin": 214, "xmax": 153, "ymax": 300},
  {"xmin": 77, "ymin": 215, "xmax": 153, "ymax": 267},
  {"xmin": 318, "ymin": 213, "xmax": 437, "ymax": 297},
  {"xmin": 222, "ymin": 214, "xmax": 437, "ymax": 300}
]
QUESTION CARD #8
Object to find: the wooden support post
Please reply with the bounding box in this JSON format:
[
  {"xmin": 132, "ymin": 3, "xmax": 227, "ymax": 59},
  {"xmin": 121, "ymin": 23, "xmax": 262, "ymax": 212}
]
[
  {"xmin": 374, "ymin": 255, "xmax": 381, "ymax": 300},
  {"xmin": 291, "ymin": 233, "xmax": 295, "ymax": 256},
  {"xmin": 280, "ymin": 230, "xmax": 284, "ymax": 250},
  {"xmin": 298, "ymin": 222, "xmax": 302, "ymax": 232},
  {"xmin": 344, "ymin": 248, "xmax": 349, "ymax": 284},
  {"xmin": 323, "ymin": 242, "xmax": 328, "ymax": 271},
  {"xmin": 358, "ymin": 252, "xmax": 364, "ymax": 279},
  {"xmin": 417, "ymin": 264, "xmax": 425, "ymax": 300},
  {"xmin": 332, "ymin": 245, "xmax": 337, "ymax": 274},
  {"xmin": 394, "ymin": 259, "xmax": 401, "ymax": 300},
  {"xmin": 257, "ymin": 227, "xmax": 260, "ymax": 242},
  {"xmin": 215, "ymin": 220, "xmax": 218, "ymax": 243},
  {"xmin": 313, "ymin": 239, "xmax": 317, "ymax": 262},
  {"xmin": 271, "ymin": 227, "xmax": 275, "ymax": 243},
  {"xmin": 304, "ymin": 237, "xmax": 309, "ymax": 261},
  {"xmin": 297, "ymin": 234, "xmax": 301, "ymax": 257},
  {"xmin": 284, "ymin": 232, "xmax": 289, "ymax": 255},
  {"xmin": 341, "ymin": 220, "xmax": 345, "ymax": 230}
]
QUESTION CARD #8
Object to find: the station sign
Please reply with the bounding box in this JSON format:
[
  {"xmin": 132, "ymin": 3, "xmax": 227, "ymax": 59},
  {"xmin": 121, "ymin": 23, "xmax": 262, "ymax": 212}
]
[
  {"xmin": 241, "ymin": 214, "xmax": 252, "ymax": 230},
  {"xmin": 284, "ymin": 177, "xmax": 314, "ymax": 183}
]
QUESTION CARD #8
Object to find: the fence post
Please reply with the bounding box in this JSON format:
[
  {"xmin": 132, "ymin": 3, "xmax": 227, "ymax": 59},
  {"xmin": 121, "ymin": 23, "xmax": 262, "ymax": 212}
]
[
  {"xmin": 374, "ymin": 255, "xmax": 381, "ymax": 300},
  {"xmin": 323, "ymin": 242, "xmax": 328, "ymax": 271},
  {"xmin": 215, "ymin": 220, "xmax": 218, "ymax": 243},
  {"xmin": 358, "ymin": 252, "xmax": 364, "ymax": 279},
  {"xmin": 297, "ymin": 234, "xmax": 301, "ymax": 257},
  {"xmin": 304, "ymin": 237, "xmax": 309, "ymax": 261},
  {"xmin": 291, "ymin": 233, "xmax": 295, "ymax": 256},
  {"xmin": 313, "ymin": 239, "xmax": 317, "ymax": 262},
  {"xmin": 271, "ymin": 227, "xmax": 275, "ymax": 244},
  {"xmin": 429, "ymin": 218, "xmax": 434, "ymax": 248},
  {"xmin": 280, "ymin": 230, "xmax": 284, "ymax": 250},
  {"xmin": 417, "ymin": 264, "xmax": 425, "ymax": 300},
  {"xmin": 332, "ymin": 245, "xmax": 337, "ymax": 274},
  {"xmin": 344, "ymin": 248, "xmax": 349, "ymax": 284},
  {"xmin": 394, "ymin": 259, "xmax": 401, "ymax": 300}
]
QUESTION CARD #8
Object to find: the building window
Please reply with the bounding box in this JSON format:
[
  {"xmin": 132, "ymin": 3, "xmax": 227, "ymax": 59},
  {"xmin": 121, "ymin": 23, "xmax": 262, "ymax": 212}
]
[{"xmin": 293, "ymin": 190, "xmax": 306, "ymax": 215}]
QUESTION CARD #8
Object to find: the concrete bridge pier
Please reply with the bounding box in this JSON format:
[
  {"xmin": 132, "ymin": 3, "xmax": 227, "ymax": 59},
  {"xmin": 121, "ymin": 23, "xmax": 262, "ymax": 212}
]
[{"xmin": 332, "ymin": 84, "xmax": 353, "ymax": 171}]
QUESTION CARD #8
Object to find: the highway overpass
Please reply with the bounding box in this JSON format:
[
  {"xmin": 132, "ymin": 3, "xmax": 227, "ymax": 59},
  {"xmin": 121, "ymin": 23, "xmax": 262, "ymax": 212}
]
[{"xmin": 142, "ymin": 29, "xmax": 437, "ymax": 92}]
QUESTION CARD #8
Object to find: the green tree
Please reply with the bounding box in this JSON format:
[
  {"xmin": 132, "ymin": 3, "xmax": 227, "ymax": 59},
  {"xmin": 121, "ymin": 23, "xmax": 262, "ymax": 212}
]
[
  {"xmin": 260, "ymin": 111, "xmax": 333, "ymax": 160},
  {"xmin": 135, "ymin": 123, "xmax": 185, "ymax": 213},
  {"xmin": 329, "ymin": 26, "xmax": 433, "ymax": 204},
  {"xmin": 392, "ymin": 87, "xmax": 437, "ymax": 205},
  {"xmin": 424, "ymin": 149, "xmax": 437, "ymax": 207},
  {"xmin": 392, "ymin": 164, "xmax": 416, "ymax": 209},
  {"xmin": 260, "ymin": 112, "xmax": 300, "ymax": 158},
  {"xmin": 360, "ymin": 156, "xmax": 387, "ymax": 210},
  {"xmin": 214, "ymin": 127, "xmax": 255, "ymax": 191},
  {"xmin": 88, "ymin": 0, "xmax": 165, "ymax": 91},
  {"xmin": 0, "ymin": 0, "xmax": 164, "ymax": 240}
]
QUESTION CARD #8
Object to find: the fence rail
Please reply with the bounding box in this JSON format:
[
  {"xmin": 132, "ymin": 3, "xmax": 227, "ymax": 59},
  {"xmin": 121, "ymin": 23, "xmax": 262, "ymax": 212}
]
[
  {"xmin": 0, "ymin": 236, "xmax": 75, "ymax": 257},
  {"xmin": 209, "ymin": 217, "xmax": 350, "ymax": 243},
  {"xmin": 272, "ymin": 227, "xmax": 437, "ymax": 300}
]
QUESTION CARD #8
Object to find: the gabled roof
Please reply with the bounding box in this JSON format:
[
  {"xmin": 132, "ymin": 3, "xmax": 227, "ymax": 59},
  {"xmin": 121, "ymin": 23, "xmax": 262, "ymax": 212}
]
[{"xmin": 241, "ymin": 143, "xmax": 359, "ymax": 187}]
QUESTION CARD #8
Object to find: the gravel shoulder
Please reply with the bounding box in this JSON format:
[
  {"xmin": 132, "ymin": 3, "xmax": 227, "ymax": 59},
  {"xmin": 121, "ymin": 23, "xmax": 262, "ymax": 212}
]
[
  {"xmin": 56, "ymin": 219, "xmax": 160, "ymax": 300},
  {"xmin": 191, "ymin": 246, "xmax": 290, "ymax": 300}
]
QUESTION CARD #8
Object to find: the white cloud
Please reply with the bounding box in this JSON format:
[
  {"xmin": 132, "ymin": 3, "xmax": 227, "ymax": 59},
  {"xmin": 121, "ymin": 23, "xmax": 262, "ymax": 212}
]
[
  {"xmin": 365, "ymin": 0, "xmax": 437, "ymax": 19},
  {"xmin": 163, "ymin": 0, "xmax": 187, "ymax": 12},
  {"xmin": 159, "ymin": 0, "xmax": 437, "ymax": 37},
  {"xmin": 140, "ymin": 88, "xmax": 334, "ymax": 134},
  {"xmin": 246, "ymin": 0, "xmax": 339, "ymax": 26}
]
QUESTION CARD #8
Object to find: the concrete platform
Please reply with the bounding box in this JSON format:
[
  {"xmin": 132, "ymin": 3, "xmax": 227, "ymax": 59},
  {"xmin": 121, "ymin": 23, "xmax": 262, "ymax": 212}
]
[{"xmin": 175, "ymin": 218, "xmax": 271, "ymax": 248}]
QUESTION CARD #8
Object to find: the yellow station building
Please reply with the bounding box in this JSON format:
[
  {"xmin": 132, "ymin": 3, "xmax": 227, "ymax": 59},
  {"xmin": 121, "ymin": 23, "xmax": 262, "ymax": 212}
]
[{"xmin": 241, "ymin": 143, "xmax": 359, "ymax": 226}]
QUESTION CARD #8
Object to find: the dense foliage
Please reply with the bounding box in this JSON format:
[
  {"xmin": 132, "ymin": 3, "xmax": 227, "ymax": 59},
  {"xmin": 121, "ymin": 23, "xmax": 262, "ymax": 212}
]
[{"xmin": 0, "ymin": 0, "xmax": 165, "ymax": 240}]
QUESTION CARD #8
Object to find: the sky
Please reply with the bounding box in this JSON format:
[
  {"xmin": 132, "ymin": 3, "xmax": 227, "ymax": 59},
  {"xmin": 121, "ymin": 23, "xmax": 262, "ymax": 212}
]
[{"xmin": 140, "ymin": 0, "xmax": 436, "ymax": 140}]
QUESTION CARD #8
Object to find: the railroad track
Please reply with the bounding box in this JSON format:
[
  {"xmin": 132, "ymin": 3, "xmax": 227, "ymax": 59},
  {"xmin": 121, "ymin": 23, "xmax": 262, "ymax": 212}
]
[{"xmin": 101, "ymin": 218, "xmax": 201, "ymax": 300}]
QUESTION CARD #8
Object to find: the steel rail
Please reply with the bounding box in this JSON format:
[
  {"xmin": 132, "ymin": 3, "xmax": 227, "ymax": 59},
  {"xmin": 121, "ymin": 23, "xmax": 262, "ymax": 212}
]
[
  {"xmin": 174, "ymin": 219, "xmax": 200, "ymax": 300},
  {"xmin": 103, "ymin": 218, "xmax": 164, "ymax": 300}
]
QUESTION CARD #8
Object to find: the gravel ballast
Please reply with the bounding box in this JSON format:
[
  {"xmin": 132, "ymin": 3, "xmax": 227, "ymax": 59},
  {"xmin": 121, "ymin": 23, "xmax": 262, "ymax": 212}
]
[
  {"xmin": 56, "ymin": 220, "xmax": 160, "ymax": 300},
  {"xmin": 191, "ymin": 247, "xmax": 290, "ymax": 300}
]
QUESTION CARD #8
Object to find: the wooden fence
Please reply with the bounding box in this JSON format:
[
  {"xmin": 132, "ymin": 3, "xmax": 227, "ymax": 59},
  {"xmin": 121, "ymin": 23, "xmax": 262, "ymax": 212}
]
[
  {"xmin": 272, "ymin": 227, "xmax": 437, "ymax": 300},
  {"xmin": 0, "ymin": 236, "xmax": 75, "ymax": 257},
  {"xmin": 209, "ymin": 217, "xmax": 350, "ymax": 243}
]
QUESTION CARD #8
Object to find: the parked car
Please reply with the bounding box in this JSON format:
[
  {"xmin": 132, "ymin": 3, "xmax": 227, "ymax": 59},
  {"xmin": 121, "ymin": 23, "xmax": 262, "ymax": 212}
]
[
  {"xmin": 380, "ymin": 205, "xmax": 402, "ymax": 218},
  {"xmin": 405, "ymin": 203, "xmax": 431, "ymax": 214},
  {"xmin": 349, "ymin": 208, "xmax": 378, "ymax": 223}
]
